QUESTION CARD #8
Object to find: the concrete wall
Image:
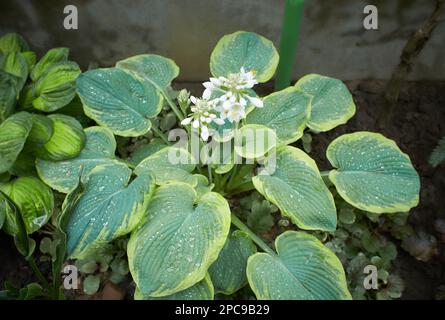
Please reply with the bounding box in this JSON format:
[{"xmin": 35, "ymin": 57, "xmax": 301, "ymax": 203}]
[{"xmin": 0, "ymin": 0, "xmax": 444, "ymax": 81}]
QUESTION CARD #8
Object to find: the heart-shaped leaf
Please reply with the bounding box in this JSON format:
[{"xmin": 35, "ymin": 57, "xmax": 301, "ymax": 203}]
[
  {"xmin": 253, "ymin": 146, "xmax": 337, "ymax": 231},
  {"xmin": 0, "ymin": 176, "xmax": 53, "ymax": 234},
  {"xmin": 0, "ymin": 111, "xmax": 33, "ymax": 174},
  {"xmin": 134, "ymin": 274, "xmax": 214, "ymax": 300},
  {"xmin": 37, "ymin": 126, "xmax": 118, "ymax": 193},
  {"xmin": 128, "ymin": 141, "xmax": 168, "ymax": 166},
  {"xmin": 209, "ymin": 230, "xmax": 257, "ymax": 295},
  {"xmin": 234, "ymin": 124, "xmax": 277, "ymax": 159},
  {"xmin": 210, "ymin": 31, "xmax": 279, "ymax": 82},
  {"xmin": 294, "ymin": 74, "xmax": 355, "ymax": 132},
  {"xmin": 247, "ymin": 231, "xmax": 351, "ymax": 300},
  {"xmin": 77, "ymin": 68, "xmax": 163, "ymax": 137},
  {"xmin": 134, "ymin": 147, "xmax": 197, "ymax": 186},
  {"xmin": 128, "ymin": 182, "xmax": 230, "ymax": 297},
  {"xmin": 246, "ymin": 87, "xmax": 311, "ymax": 144},
  {"xmin": 116, "ymin": 54, "xmax": 179, "ymax": 90},
  {"xmin": 64, "ymin": 163, "xmax": 155, "ymax": 258},
  {"xmin": 327, "ymin": 131, "xmax": 420, "ymax": 213},
  {"xmin": 36, "ymin": 114, "xmax": 85, "ymax": 161}
]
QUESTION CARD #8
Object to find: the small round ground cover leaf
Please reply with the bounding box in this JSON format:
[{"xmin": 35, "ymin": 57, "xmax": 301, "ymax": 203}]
[
  {"xmin": 134, "ymin": 274, "xmax": 214, "ymax": 300},
  {"xmin": 36, "ymin": 114, "xmax": 85, "ymax": 161},
  {"xmin": 134, "ymin": 146, "xmax": 197, "ymax": 186},
  {"xmin": 0, "ymin": 176, "xmax": 53, "ymax": 234},
  {"xmin": 128, "ymin": 182, "xmax": 231, "ymax": 297},
  {"xmin": 65, "ymin": 163, "xmax": 155, "ymax": 259},
  {"xmin": 247, "ymin": 231, "xmax": 351, "ymax": 300},
  {"xmin": 294, "ymin": 74, "xmax": 356, "ymax": 132},
  {"xmin": 327, "ymin": 132, "xmax": 420, "ymax": 213},
  {"xmin": 0, "ymin": 111, "xmax": 33, "ymax": 174},
  {"xmin": 234, "ymin": 124, "xmax": 277, "ymax": 159},
  {"xmin": 32, "ymin": 61, "xmax": 81, "ymax": 112},
  {"xmin": 77, "ymin": 68, "xmax": 162, "ymax": 137},
  {"xmin": 210, "ymin": 31, "xmax": 279, "ymax": 83},
  {"xmin": 37, "ymin": 126, "xmax": 118, "ymax": 193},
  {"xmin": 246, "ymin": 87, "xmax": 311, "ymax": 145},
  {"xmin": 208, "ymin": 230, "xmax": 257, "ymax": 295},
  {"xmin": 253, "ymin": 146, "xmax": 337, "ymax": 231},
  {"xmin": 116, "ymin": 54, "xmax": 179, "ymax": 90}
]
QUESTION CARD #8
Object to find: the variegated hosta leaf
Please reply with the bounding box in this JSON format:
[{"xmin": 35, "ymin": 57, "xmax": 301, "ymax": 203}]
[
  {"xmin": 234, "ymin": 124, "xmax": 277, "ymax": 159},
  {"xmin": 134, "ymin": 274, "xmax": 214, "ymax": 300},
  {"xmin": 209, "ymin": 230, "xmax": 257, "ymax": 295},
  {"xmin": 0, "ymin": 111, "xmax": 33, "ymax": 174},
  {"xmin": 327, "ymin": 131, "xmax": 420, "ymax": 213},
  {"xmin": 25, "ymin": 114, "xmax": 54, "ymax": 150},
  {"xmin": 194, "ymin": 174, "xmax": 213, "ymax": 199},
  {"xmin": 36, "ymin": 114, "xmax": 85, "ymax": 161},
  {"xmin": 252, "ymin": 146, "xmax": 337, "ymax": 231},
  {"xmin": 128, "ymin": 182, "xmax": 231, "ymax": 297},
  {"xmin": 77, "ymin": 68, "xmax": 163, "ymax": 137},
  {"xmin": 294, "ymin": 74, "xmax": 356, "ymax": 132},
  {"xmin": 127, "ymin": 141, "xmax": 168, "ymax": 166},
  {"xmin": 0, "ymin": 176, "xmax": 53, "ymax": 234},
  {"xmin": 64, "ymin": 163, "xmax": 155, "ymax": 259},
  {"xmin": 207, "ymin": 139, "xmax": 235, "ymax": 174},
  {"xmin": 22, "ymin": 51, "xmax": 36, "ymax": 70},
  {"xmin": 31, "ymin": 47, "xmax": 69, "ymax": 81},
  {"xmin": 0, "ymin": 33, "xmax": 29, "ymax": 53},
  {"xmin": 210, "ymin": 31, "xmax": 279, "ymax": 82},
  {"xmin": 36, "ymin": 126, "xmax": 117, "ymax": 193},
  {"xmin": 0, "ymin": 51, "xmax": 28, "ymax": 92},
  {"xmin": 0, "ymin": 70, "xmax": 18, "ymax": 122},
  {"xmin": 246, "ymin": 87, "xmax": 311, "ymax": 145},
  {"xmin": 32, "ymin": 61, "xmax": 81, "ymax": 112},
  {"xmin": 134, "ymin": 146, "xmax": 197, "ymax": 186},
  {"xmin": 9, "ymin": 152, "xmax": 36, "ymax": 177},
  {"xmin": 247, "ymin": 231, "xmax": 351, "ymax": 300},
  {"xmin": 116, "ymin": 54, "xmax": 179, "ymax": 90}
]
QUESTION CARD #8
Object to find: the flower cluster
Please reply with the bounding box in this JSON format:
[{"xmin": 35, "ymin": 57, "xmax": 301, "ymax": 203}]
[{"xmin": 181, "ymin": 67, "xmax": 263, "ymax": 141}]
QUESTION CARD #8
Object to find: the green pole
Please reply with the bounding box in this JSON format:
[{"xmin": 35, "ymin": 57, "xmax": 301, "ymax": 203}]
[{"xmin": 275, "ymin": 0, "xmax": 305, "ymax": 90}]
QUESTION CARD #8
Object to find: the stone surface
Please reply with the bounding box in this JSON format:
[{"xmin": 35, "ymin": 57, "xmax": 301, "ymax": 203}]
[{"xmin": 0, "ymin": 0, "xmax": 444, "ymax": 81}]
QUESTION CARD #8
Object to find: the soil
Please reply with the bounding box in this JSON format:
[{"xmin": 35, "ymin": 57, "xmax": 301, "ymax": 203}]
[{"xmin": 1, "ymin": 80, "xmax": 444, "ymax": 299}]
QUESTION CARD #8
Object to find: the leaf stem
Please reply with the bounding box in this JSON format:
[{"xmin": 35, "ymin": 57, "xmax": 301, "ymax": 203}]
[
  {"xmin": 163, "ymin": 93, "xmax": 185, "ymax": 121},
  {"xmin": 26, "ymin": 256, "xmax": 50, "ymax": 291},
  {"xmin": 150, "ymin": 120, "xmax": 171, "ymax": 145},
  {"xmin": 207, "ymin": 166, "xmax": 213, "ymax": 184},
  {"xmin": 320, "ymin": 170, "xmax": 330, "ymax": 177},
  {"xmin": 230, "ymin": 213, "xmax": 277, "ymax": 257}
]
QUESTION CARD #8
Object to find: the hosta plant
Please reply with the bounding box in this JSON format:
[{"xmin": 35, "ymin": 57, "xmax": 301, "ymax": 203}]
[{"xmin": 1, "ymin": 31, "xmax": 421, "ymax": 300}]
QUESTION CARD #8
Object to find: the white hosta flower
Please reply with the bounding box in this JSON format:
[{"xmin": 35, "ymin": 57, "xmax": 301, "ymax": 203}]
[
  {"xmin": 202, "ymin": 67, "xmax": 263, "ymax": 123},
  {"xmin": 180, "ymin": 96, "xmax": 223, "ymax": 141},
  {"xmin": 219, "ymin": 102, "xmax": 246, "ymax": 123}
]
